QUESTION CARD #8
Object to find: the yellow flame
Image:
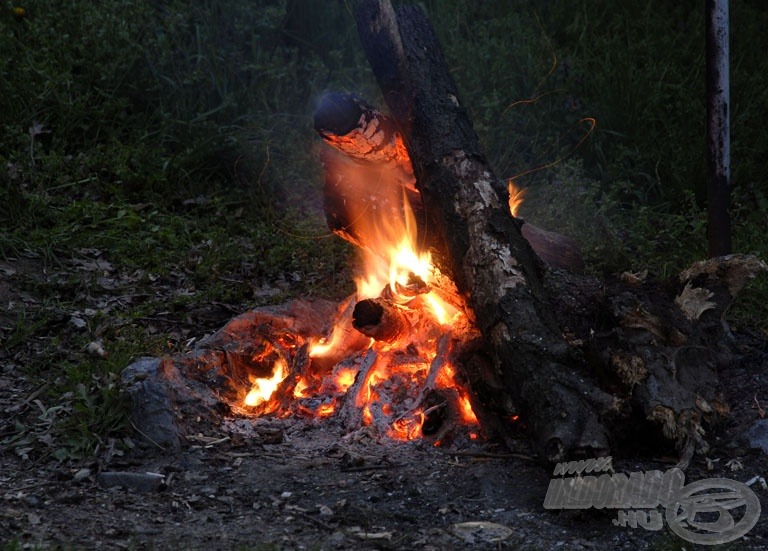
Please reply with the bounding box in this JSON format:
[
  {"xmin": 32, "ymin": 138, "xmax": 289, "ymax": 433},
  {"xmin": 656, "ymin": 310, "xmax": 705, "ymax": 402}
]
[
  {"xmin": 507, "ymin": 180, "xmax": 527, "ymax": 218},
  {"xmin": 308, "ymin": 333, "xmax": 338, "ymax": 358},
  {"xmin": 351, "ymin": 191, "xmax": 456, "ymax": 328},
  {"xmin": 388, "ymin": 412, "xmax": 424, "ymax": 441},
  {"xmin": 458, "ymin": 394, "xmax": 479, "ymax": 424},
  {"xmin": 244, "ymin": 359, "xmax": 287, "ymax": 407},
  {"xmin": 335, "ymin": 367, "xmax": 357, "ymax": 392},
  {"xmin": 424, "ymin": 293, "xmax": 449, "ymax": 325},
  {"xmin": 292, "ymin": 377, "xmax": 309, "ymax": 398}
]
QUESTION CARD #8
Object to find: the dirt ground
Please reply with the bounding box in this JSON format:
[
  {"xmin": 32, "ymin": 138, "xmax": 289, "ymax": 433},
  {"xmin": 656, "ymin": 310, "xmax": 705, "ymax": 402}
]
[{"xmin": 1, "ymin": 256, "xmax": 767, "ymax": 550}]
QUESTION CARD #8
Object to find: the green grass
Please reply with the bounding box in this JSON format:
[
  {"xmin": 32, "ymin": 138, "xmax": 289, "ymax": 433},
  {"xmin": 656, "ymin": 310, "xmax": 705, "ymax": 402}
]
[{"xmin": 0, "ymin": 0, "xmax": 765, "ymax": 459}]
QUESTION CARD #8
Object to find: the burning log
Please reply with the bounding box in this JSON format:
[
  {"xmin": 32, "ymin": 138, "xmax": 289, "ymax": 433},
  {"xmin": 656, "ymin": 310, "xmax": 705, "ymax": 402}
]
[
  {"xmin": 352, "ymin": 298, "xmax": 408, "ymax": 342},
  {"xmin": 314, "ymin": 92, "xmax": 416, "ymax": 190},
  {"xmin": 353, "ymin": 0, "xmax": 766, "ymax": 464},
  {"xmin": 315, "ymin": 92, "xmax": 584, "ymax": 272}
]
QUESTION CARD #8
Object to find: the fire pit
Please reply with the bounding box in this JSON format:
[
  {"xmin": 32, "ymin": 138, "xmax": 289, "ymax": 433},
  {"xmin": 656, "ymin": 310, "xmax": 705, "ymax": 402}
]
[{"xmin": 123, "ymin": 95, "xmax": 489, "ymax": 448}]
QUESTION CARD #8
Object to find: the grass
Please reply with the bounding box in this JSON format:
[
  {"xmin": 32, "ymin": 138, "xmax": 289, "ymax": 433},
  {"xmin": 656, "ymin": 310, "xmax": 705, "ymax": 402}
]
[{"xmin": 0, "ymin": 0, "xmax": 766, "ymax": 460}]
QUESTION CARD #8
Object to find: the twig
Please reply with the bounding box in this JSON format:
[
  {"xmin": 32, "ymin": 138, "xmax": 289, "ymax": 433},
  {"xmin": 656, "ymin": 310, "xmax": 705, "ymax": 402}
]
[
  {"xmin": 754, "ymin": 393, "xmax": 765, "ymax": 418},
  {"xmin": 340, "ymin": 463, "xmax": 403, "ymax": 473},
  {"xmin": 294, "ymin": 510, "xmax": 336, "ymax": 531},
  {"xmin": 22, "ymin": 384, "xmax": 49, "ymax": 407},
  {"xmin": 8, "ymin": 480, "xmax": 59, "ymax": 493},
  {"xmin": 438, "ymin": 450, "xmax": 537, "ymax": 462},
  {"xmin": 129, "ymin": 419, "xmax": 166, "ymax": 451}
]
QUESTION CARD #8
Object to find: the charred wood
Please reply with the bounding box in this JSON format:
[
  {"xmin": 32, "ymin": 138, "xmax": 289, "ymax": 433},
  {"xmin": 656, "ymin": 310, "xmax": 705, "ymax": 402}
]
[{"xmin": 352, "ymin": 297, "xmax": 408, "ymax": 342}]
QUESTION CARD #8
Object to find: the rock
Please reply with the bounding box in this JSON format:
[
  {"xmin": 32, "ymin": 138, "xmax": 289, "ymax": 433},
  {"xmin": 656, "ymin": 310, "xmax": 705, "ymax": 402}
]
[
  {"xmin": 741, "ymin": 419, "xmax": 768, "ymax": 454},
  {"xmin": 122, "ymin": 357, "xmax": 181, "ymax": 450},
  {"xmin": 96, "ymin": 471, "xmax": 165, "ymax": 492}
]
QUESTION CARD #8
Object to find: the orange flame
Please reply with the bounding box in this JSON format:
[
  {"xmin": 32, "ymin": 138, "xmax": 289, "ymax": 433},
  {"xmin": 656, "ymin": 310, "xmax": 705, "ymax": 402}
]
[
  {"xmin": 388, "ymin": 412, "xmax": 424, "ymax": 440},
  {"xmin": 507, "ymin": 180, "xmax": 526, "ymax": 218},
  {"xmin": 244, "ymin": 359, "xmax": 287, "ymax": 407},
  {"xmin": 335, "ymin": 367, "xmax": 357, "ymax": 392}
]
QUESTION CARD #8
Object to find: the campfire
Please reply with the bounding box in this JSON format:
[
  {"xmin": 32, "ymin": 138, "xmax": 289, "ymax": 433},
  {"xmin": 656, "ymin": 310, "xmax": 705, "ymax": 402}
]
[
  {"xmin": 230, "ymin": 93, "xmax": 487, "ymax": 443},
  {"xmin": 123, "ymin": 92, "xmax": 583, "ymax": 450},
  {"xmin": 126, "ymin": 93, "xmax": 492, "ymax": 447}
]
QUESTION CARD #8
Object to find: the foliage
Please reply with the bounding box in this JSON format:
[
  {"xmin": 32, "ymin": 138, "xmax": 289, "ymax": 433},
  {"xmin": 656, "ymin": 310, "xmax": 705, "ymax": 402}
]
[{"xmin": 0, "ymin": 0, "xmax": 361, "ymax": 460}]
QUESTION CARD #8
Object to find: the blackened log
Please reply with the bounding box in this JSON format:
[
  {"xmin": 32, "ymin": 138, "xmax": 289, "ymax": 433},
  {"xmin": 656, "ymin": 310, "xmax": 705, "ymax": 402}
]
[
  {"xmin": 352, "ymin": 297, "xmax": 408, "ymax": 342},
  {"xmin": 355, "ymin": 0, "xmax": 614, "ymax": 461},
  {"xmin": 314, "ymin": 92, "xmax": 416, "ymax": 190}
]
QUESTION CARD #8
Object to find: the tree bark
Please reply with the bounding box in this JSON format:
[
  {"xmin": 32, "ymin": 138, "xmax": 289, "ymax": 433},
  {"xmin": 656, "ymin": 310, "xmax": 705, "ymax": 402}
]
[{"xmin": 352, "ymin": 0, "xmax": 765, "ymax": 464}]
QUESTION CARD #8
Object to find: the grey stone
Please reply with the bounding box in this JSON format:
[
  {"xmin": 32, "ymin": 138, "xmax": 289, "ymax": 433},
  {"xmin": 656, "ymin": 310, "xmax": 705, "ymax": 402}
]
[
  {"xmin": 741, "ymin": 419, "xmax": 768, "ymax": 454},
  {"xmin": 97, "ymin": 471, "xmax": 165, "ymax": 492},
  {"xmin": 122, "ymin": 357, "xmax": 181, "ymax": 450}
]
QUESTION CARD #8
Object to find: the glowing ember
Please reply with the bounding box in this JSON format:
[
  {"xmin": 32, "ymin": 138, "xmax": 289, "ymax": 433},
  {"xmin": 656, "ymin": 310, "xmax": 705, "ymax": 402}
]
[{"xmin": 334, "ymin": 367, "xmax": 357, "ymax": 392}]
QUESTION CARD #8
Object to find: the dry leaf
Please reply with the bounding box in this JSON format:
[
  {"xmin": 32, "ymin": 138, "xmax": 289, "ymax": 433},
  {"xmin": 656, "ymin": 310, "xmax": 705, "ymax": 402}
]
[
  {"xmin": 674, "ymin": 282, "xmax": 716, "ymax": 321},
  {"xmin": 449, "ymin": 521, "xmax": 513, "ymax": 544}
]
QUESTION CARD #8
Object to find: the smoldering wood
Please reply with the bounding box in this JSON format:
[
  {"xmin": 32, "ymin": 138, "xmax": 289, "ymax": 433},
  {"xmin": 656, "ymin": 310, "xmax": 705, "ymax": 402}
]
[
  {"xmin": 338, "ymin": 349, "xmax": 379, "ymax": 430},
  {"xmin": 353, "ymin": 0, "xmax": 767, "ymax": 464},
  {"xmin": 352, "ymin": 297, "xmax": 408, "ymax": 342},
  {"xmin": 314, "ymin": 92, "xmax": 416, "ymax": 191},
  {"xmin": 319, "ymin": 147, "xmax": 428, "ymax": 250}
]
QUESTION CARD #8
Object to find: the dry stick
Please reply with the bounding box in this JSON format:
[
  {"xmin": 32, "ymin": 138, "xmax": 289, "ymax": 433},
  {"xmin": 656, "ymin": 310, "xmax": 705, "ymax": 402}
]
[
  {"xmin": 22, "ymin": 384, "xmax": 49, "ymax": 407},
  {"xmin": 390, "ymin": 334, "xmax": 450, "ymax": 426},
  {"xmin": 339, "ymin": 463, "xmax": 403, "ymax": 473},
  {"xmin": 439, "ymin": 450, "xmax": 538, "ymax": 462},
  {"xmin": 129, "ymin": 419, "xmax": 166, "ymax": 451},
  {"xmin": 294, "ymin": 510, "xmax": 337, "ymax": 531},
  {"xmin": 339, "ymin": 349, "xmax": 379, "ymax": 431}
]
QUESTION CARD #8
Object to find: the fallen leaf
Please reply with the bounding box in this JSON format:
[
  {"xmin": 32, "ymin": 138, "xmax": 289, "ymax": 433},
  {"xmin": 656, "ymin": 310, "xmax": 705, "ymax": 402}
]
[
  {"xmin": 675, "ymin": 282, "xmax": 716, "ymax": 321},
  {"xmin": 449, "ymin": 521, "xmax": 513, "ymax": 544}
]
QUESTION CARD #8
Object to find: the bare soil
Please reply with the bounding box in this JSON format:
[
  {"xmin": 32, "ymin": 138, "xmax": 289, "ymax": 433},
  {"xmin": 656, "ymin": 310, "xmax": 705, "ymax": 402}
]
[{"xmin": 1, "ymin": 255, "xmax": 767, "ymax": 550}]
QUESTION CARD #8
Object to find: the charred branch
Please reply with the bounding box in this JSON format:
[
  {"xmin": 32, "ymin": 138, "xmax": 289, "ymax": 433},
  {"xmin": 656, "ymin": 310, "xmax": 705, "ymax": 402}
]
[{"xmin": 352, "ymin": 297, "xmax": 408, "ymax": 342}]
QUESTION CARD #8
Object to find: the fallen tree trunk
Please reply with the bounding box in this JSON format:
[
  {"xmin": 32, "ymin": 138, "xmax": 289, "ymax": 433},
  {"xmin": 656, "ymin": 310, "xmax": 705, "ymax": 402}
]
[{"xmin": 352, "ymin": 0, "xmax": 766, "ymax": 464}]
